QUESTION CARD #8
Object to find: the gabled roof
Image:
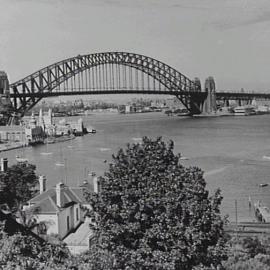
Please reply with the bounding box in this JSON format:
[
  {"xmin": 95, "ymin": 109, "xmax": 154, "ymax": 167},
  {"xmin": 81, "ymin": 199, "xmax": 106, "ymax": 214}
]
[{"xmin": 28, "ymin": 182, "xmax": 93, "ymax": 214}]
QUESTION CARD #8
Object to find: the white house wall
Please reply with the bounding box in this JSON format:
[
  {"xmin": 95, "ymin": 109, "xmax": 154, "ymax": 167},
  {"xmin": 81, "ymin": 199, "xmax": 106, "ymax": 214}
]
[
  {"xmin": 35, "ymin": 214, "xmax": 58, "ymax": 236},
  {"xmin": 58, "ymin": 204, "xmax": 81, "ymax": 239},
  {"xmin": 73, "ymin": 204, "xmax": 81, "ymax": 228}
]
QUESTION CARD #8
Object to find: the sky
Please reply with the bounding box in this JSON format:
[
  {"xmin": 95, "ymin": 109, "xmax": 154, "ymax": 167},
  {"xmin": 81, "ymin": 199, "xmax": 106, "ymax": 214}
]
[{"xmin": 1, "ymin": 0, "xmax": 270, "ymax": 92}]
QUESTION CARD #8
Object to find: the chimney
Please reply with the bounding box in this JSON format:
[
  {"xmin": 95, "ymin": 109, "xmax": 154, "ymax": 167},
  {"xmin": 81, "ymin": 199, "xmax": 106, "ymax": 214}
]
[
  {"xmin": 93, "ymin": 177, "xmax": 99, "ymax": 193},
  {"xmin": 1, "ymin": 158, "xmax": 8, "ymax": 172},
  {"xmin": 39, "ymin": 175, "xmax": 46, "ymax": 194},
  {"xmin": 56, "ymin": 182, "xmax": 65, "ymax": 207}
]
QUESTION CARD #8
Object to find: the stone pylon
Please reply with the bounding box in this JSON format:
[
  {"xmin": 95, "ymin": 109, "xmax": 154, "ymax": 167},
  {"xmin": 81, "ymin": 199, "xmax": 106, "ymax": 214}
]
[
  {"xmin": 0, "ymin": 71, "xmax": 9, "ymax": 95},
  {"xmin": 193, "ymin": 77, "xmax": 202, "ymax": 92},
  {"xmin": 203, "ymin": 76, "xmax": 216, "ymax": 113}
]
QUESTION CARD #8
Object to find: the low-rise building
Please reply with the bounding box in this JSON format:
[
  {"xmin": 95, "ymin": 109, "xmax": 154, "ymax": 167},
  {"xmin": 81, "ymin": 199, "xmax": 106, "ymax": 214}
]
[
  {"xmin": 24, "ymin": 113, "xmax": 45, "ymax": 144},
  {"xmin": 0, "ymin": 125, "xmax": 26, "ymax": 143},
  {"xmin": 24, "ymin": 177, "xmax": 95, "ymax": 240}
]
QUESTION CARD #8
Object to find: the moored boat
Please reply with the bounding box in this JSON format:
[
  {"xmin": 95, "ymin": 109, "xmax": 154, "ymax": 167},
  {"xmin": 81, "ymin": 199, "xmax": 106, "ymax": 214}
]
[
  {"xmin": 16, "ymin": 155, "xmax": 28, "ymax": 163},
  {"xmin": 233, "ymin": 106, "xmax": 256, "ymax": 116}
]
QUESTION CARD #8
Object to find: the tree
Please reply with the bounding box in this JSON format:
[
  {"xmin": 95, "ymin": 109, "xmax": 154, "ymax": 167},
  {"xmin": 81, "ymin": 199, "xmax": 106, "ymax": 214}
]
[
  {"xmin": 0, "ymin": 232, "xmax": 71, "ymax": 270},
  {"xmin": 86, "ymin": 137, "xmax": 227, "ymax": 270},
  {"xmin": 0, "ymin": 163, "xmax": 38, "ymax": 211},
  {"xmin": 223, "ymin": 236, "xmax": 270, "ymax": 270}
]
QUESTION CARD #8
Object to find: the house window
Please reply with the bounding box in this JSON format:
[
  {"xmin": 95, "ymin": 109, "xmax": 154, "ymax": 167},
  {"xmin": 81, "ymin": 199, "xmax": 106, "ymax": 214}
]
[
  {"xmin": 76, "ymin": 208, "xmax": 79, "ymax": 221},
  {"xmin": 67, "ymin": 216, "xmax": 70, "ymax": 231}
]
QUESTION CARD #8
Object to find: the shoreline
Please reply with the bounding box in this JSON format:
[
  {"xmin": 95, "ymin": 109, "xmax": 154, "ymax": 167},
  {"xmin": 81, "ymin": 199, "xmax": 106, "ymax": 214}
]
[{"xmin": 0, "ymin": 142, "xmax": 28, "ymax": 152}]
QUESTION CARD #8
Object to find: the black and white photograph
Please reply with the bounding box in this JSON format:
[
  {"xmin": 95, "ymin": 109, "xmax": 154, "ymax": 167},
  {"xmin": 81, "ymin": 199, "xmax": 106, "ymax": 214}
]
[{"xmin": 1, "ymin": 1, "xmax": 270, "ymax": 269}]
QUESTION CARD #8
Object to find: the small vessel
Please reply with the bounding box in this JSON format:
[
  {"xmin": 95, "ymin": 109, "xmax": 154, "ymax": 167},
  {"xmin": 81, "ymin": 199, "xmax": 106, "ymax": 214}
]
[
  {"xmin": 263, "ymin": 155, "xmax": 270, "ymax": 160},
  {"xmin": 179, "ymin": 156, "xmax": 189, "ymax": 160},
  {"xmin": 86, "ymin": 127, "xmax": 96, "ymax": 134},
  {"xmin": 54, "ymin": 134, "xmax": 75, "ymax": 143},
  {"xmin": 88, "ymin": 171, "xmax": 96, "ymax": 176},
  {"xmin": 44, "ymin": 137, "xmax": 55, "ymax": 144},
  {"xmin": 233, "ymin": 106, "xmax": 256, "ymax": 116},
  {"xmin": 55, "ymin": 163, "xmax": 65, "ymax": 167},
  {"xmin": 132, "ymin": 137, "xmax": 142, "ymax": 141},
  {"xmin": 40, "ymin": 152, "xmax": 52, "ymax": 156},
  {"xmin": 100, "ymin": 148, "xmax": 111, "ymax": 152},
  {"xmin": 259, "ymin": 183, "xmax": 269, "ymax": 187},
  {"xmin": 16, "ymin": 155, "xmax": 28, "ymax": 163}
]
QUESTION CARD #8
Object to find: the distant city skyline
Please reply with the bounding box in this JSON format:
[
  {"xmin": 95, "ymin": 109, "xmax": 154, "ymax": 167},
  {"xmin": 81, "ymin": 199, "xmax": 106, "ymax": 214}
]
[{"xmin": 1, "ymin": 0, "xmax": 270, "ymax": 91}]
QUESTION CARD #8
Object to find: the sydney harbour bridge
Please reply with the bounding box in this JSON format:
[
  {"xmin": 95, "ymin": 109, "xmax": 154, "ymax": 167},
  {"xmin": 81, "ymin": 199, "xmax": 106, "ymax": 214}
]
[{"xmin": 1, "ymin": 52, "xmax": 270, "ymax": 118}]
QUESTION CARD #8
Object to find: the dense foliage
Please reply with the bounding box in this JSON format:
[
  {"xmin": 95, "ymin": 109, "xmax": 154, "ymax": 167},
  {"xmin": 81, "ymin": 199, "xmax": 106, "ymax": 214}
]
[
  {"xmin": 0, "ymin": 233, "xmax": 70, "ymax": 270},
  {"xmin": 87, "ymin": 137, "xmax": 228, "ymax": 269},
  {"xmin": 223, "ymin": 236, "xmax": 270, "ymax": 270},
  {"xmin": 0, "ymin": 163, "xmax": 38, "ymax": 210}
]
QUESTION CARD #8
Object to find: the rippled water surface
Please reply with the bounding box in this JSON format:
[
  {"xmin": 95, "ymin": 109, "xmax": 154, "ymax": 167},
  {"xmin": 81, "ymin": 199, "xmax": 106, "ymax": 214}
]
[{"xmin": 3, "ymin": 112, "xmax": 270, "ymax": 221}]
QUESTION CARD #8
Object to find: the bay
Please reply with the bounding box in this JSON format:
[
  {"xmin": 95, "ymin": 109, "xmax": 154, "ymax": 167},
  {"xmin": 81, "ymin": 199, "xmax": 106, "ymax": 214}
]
[{"xmin": 2, "ymin": 112, "xmax": 270, "ymax": 222}]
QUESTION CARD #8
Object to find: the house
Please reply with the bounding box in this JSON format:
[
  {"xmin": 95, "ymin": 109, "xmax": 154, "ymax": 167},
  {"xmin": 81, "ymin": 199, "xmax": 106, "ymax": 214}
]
[{"xmin": 24, "ymin": 176, "xmax": 98, "ymax": 240}]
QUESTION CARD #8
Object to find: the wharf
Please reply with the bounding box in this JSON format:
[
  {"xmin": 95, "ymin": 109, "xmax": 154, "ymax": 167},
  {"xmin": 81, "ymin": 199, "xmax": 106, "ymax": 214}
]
[
  {"xmin": 225, "ymin": 222, "xmax": 270, "ymax": 237},
  {"xmin": 0, "ymin": 142, "xmax": 27, "ymax": 152},
  {"xmin": 254, "ymin": 201, "xmax": 270, "ymax": 223}
]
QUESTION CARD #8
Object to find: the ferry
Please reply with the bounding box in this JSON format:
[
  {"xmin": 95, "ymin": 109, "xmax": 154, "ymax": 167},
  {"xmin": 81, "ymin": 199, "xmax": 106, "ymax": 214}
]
[{"xmin": 233, "ymin": 106, "xmax": 256, "ymax": 116}]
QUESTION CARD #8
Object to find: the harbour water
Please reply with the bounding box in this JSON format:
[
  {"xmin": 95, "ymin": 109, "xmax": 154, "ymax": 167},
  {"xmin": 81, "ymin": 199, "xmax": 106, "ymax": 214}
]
[{"xmin": 2, "ymin": 112, "xmax": 270, "ymax": 222}]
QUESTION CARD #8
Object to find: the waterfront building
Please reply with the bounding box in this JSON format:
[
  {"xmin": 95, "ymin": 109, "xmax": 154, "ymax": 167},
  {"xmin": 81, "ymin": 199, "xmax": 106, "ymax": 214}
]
[
  {"xmin": 25, "ymin": 113, "xmax": 45, "ymax": 144},
  {"xmin": 256, "ymin": 105, "xmax": 269, "ymax": 113},
  {"xmin": 24, "ymin": 177, "xmax": 94, "ymax": 240},
  {"xmin": 0, "ymin": 125, "xmax": 26, "ymax": 143},
  {"xmin": 55, "ymin": 119, "xmax": 72, "ymax": 136},
  {"xmin": 69, "ymin": 118, "xmax": 84, "ymax": 135}
]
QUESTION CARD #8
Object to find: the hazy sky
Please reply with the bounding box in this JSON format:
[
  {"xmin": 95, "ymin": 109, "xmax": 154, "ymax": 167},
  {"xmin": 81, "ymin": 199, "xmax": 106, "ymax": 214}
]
[{"xmin": 1, "ymin": 0, "xmax": 270, "ymax": 91}]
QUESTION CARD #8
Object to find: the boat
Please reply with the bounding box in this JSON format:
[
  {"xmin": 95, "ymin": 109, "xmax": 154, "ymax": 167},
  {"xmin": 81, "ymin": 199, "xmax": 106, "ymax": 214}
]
[
  {"xmin": 40, "ymin": 152, "xmax": 52, "ymax": 156},
  {"xmin": 263, "ymin": 155, "xmax": 270, "ymax": 160},
  {"xmin": 86, "ymin": 126, "xmax": 96, "ymax": 134},
  {"xmin": 259, "ymin": 183, "xmax": 269, "ymax": 187},
  {"xmin": 55, "ymin": 162, "xmax": 65, "ymax": 167},
  {"xmin": 179, "ymin": 156, "xmax": 189, "ymax": 160},
  {"xmin": 100, "ymin": 148, "xmax": 111, "ymax": 152},
  {"xmin": 16, "ymin": 155, "xmax": 28, "ymax": 163},
  {"xmin": 54, "ymin": 134, "xmax": 75, "ymax": 143},
  {"xmin": 233, "ymin": 106, "xmax": 256, "ymax": 116},
  {"xmin": 44, "ymin": 137, "xmax": 55, "ymax": 144}
]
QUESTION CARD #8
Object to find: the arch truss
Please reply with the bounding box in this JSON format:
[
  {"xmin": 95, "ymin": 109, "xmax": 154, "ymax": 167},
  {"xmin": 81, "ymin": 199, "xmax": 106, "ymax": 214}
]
[{"xmin": 10, "ymin": 52, "xmax": 206, "ymax": 116}]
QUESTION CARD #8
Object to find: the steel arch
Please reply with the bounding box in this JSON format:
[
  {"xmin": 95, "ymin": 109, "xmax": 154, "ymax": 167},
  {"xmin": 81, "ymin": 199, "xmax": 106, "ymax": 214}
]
[{"xmin": 10, "ymin": 52, "xmax": 206, "ymax": 116}]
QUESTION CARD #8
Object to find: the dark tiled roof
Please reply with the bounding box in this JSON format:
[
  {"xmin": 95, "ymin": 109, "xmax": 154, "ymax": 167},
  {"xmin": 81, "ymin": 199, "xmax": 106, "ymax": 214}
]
[
  {"xmin": 32, "ymin": 196, "xmax": 59, "ymax": 214},
  {"xmin": 28, "ymin": 182, "xmax": 93, "ymax": 214}
]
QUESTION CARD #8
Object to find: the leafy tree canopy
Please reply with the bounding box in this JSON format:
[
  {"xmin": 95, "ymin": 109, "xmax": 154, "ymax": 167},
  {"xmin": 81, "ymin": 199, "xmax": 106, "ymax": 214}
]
[
  {"xmin": 0, "ymin": 163, "xmax": 38, "ymax": 210},
  {"xmin": 223, "ymin": 236, "xmax": 270, "ymax": 270},
  {"xmin": 0, "ymin": 232, "xmax": 70, "ymax": 270},
  {"xmin": 87, "ymin": 137, "xmax": 227, "ymax": 270}
]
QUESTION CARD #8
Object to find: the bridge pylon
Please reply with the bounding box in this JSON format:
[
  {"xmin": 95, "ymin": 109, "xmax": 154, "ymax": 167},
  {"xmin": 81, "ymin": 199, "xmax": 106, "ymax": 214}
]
[{"xmin": 202, "ymin": 76, "xmax": 217, "ymax": 114}]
